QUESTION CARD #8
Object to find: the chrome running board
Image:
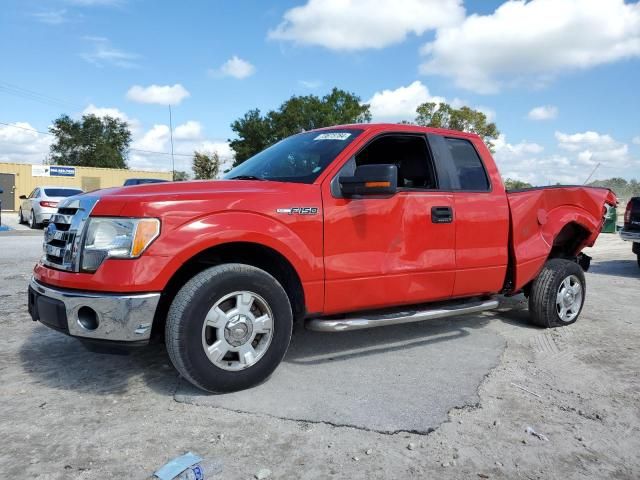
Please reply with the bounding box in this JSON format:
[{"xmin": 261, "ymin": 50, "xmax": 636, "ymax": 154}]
[{"xmin": 306, "ymin": 298, "xmax": 499, "ymax": 332}]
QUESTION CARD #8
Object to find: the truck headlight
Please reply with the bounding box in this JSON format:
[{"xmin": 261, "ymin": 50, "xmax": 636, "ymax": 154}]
[{"xmin": 81, "ymin": 217, "xmax": 160, "ymax": 272}]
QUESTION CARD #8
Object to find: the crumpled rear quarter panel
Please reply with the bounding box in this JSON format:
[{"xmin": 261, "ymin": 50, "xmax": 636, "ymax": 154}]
[{"xmin": 507, "ymin": 186, "xmax": 615, "ymax": 290}]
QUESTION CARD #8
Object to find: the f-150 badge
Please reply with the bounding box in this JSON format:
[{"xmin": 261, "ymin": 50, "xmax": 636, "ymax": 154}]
[{"xmin": 276, "ymin": 207, "xmax": 319, "ymax": 215}]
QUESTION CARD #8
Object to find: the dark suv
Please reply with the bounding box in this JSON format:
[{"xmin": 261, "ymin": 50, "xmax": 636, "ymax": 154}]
[
  {"xmin": 123, "ymin": 178, "xmax": 168, "ymax": 186},
  {"xmin": 621, "ymin": 197, "xmax": 640, "ymax": 267}
]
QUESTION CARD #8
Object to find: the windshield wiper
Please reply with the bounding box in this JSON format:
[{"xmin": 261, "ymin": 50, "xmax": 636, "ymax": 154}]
[{"xmin": 229, "ymin": 175, "xmax": 267, "ymax": 181}]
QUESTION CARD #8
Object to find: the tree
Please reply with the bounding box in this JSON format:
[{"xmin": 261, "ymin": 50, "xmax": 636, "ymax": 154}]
[
  {"xmin": 49, "ymin": 114, "xmax": 131, "ymax": 168},
  {"xmin": 503, "ymin": 178, "xmax": 533, "ymax": 190},
  {"xmin": 589, "ymin": 177, "xmax": 640, "ymax": 200},
  {"xmin": 192, "ymin": 151, "xmax": 220, "ymax": 180},
  {"xmin": 414, "ymin": 102, "xmax": 500, "ymax": 151},
  {"xmin": 230, "ymin": 88, "xmax": 371, "ymax": 166},
  {"xmin": 173, "ymin": 170, "xmax": 190, "ymax": 181}
]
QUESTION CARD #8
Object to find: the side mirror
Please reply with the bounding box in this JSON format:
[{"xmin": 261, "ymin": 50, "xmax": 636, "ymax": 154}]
[
  {"xmin": 19, "ymin": 195, "xmax": 27, "ymax": 200},
  {"xmin": 339, "ymin": 164, "xmax": 397, "ymax": 197}
]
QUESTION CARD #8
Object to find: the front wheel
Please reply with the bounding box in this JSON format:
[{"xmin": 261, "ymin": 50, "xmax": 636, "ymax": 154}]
[
  {"xmin": 18, "ymin": 208, "xmax": 24, "ymax": 224},
  {"xmin": 166, "ymin": 263, "xmax": 293, "ymax": 393},
  {"xmin": 637, "ymin": 254, "xmax": 640, "ymax": 269},
  {"xmin": 528, "ymin": 259, "xmax": 586, "ymax": 328}
]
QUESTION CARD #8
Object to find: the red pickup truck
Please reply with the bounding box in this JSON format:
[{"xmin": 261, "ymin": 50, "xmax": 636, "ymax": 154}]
[{"xmin": 28, "ymin": 124, "xmax": 616, "ymax": 392}]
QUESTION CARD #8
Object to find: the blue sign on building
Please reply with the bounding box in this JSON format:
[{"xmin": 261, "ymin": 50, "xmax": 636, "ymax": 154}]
[{"xmin": 50, "ymin": 166, "xmax": 76, "ymax": 177}]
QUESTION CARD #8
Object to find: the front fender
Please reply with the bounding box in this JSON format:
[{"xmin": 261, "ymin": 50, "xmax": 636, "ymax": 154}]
[{"xmin": 147, "ymin": 210, "xmax": 323, "ymax": 287}]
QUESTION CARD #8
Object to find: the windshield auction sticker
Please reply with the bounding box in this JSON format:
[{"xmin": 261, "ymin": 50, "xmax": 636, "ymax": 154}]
[{"xmin": 314, "ymin": 132, "xmax": 352, "ymax": 141}]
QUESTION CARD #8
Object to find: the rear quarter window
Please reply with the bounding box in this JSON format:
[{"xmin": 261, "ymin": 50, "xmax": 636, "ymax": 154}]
[{"xmin": 445, "ymin": 137, "xmax": 490, "ymax": 191}]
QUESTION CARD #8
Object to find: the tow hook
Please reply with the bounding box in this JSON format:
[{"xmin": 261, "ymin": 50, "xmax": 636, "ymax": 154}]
[{"xmin": 577, "ymin": 253, "xmax": 591, "ymax": 272}]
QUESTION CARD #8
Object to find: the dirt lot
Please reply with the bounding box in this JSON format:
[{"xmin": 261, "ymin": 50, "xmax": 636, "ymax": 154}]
[{"xmin": 0, "ymin": 231, "xmax": 638, "ymax": 479}]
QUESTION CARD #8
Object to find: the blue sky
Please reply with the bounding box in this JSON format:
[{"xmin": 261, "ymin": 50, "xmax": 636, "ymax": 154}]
[{"xmin": 1, "ymin": 0, "xmax": 639, "ymax": 183}]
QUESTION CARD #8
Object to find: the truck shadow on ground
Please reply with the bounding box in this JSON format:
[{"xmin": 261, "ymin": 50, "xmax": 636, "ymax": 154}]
[
  {"xmin": 589, "ymin": 259, "xmax": 640, "ymax": 279},
  {"xmin": 18, "ymin": 301, "xmax": 531, "ymax": 396},
  {"xmin": 286, "ymin": 314, "xmax": 493, "ymax": 366}
]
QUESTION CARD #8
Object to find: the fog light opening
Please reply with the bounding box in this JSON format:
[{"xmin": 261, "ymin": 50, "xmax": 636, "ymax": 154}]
[{"xmin": 77, "ymin": 306, "xmax": 99, "ymax": 331}]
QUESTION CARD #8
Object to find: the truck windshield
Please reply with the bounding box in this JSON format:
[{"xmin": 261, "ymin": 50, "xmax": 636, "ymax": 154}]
[{"xmin": 225, "ymin": 129, "xmax": 362, "ymax": 184}]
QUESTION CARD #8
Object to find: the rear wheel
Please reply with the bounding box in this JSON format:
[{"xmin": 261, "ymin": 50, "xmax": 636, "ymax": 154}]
[
  {"xmin": 29, "ymin": 210, "xmax": 39, "ymax": 229},
  {"xmin": 529, "ymin": 259, "xmax": 585, "ymax": 328},
  {"xmin": 637, "ymin": 254, "xmax": 640, "ymax": 269},
  {"xmin": 166, "ymin": 263, "xmax": 293, "ymax": 393}
]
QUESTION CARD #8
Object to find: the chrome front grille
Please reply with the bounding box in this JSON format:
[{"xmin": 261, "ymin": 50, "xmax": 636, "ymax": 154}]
[{"xmin": 42, "ymin": 196, "xmax": 99, "ymax": 272}]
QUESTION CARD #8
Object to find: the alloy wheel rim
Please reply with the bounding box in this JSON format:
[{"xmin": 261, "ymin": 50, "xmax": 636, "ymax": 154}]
[
  {"xmin": 201, "ymin": 291, "xmax": 274, "ymax": 371},
  {"xmin": 555, "ymin": 275, "xmax": 583, "ymax": 322}
]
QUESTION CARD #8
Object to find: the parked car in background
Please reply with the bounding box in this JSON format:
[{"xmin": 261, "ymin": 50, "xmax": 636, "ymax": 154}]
[
  {"xmin": 19, "ymin": 186, "xmax": 83, "ymax": 229},
  {"xmin": 620, "ymin": 197, "xmax": 640, "ymax": 267},
  {"xmin": 123, "ymin": 178, "xmax": 169, "ymax": 186}
]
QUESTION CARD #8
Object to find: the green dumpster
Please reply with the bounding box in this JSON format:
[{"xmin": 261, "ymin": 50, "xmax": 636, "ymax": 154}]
[{"xmin": 602, "ymin": 205, "xmax": 617, "ymax": 233}]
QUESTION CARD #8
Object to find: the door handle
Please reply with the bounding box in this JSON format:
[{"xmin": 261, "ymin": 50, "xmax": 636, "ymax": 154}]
[{"xmin": 431, "ymin": 206, "xmax": 453, "ymax": 223}]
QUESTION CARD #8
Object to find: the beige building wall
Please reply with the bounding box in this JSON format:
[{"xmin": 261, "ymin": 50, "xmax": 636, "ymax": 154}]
[{"xmin": 0, "ymin": 162, "xmax": 172, "ymax": 211}]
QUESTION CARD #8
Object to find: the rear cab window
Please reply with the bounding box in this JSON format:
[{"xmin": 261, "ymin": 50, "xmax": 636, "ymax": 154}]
[
  {"xmin": 445, "ymin": 137, "xmax": 490, "ymax": 191},
  {"xmin": 44, "ymin": 188, "xmax": 83, "ymax": 197}
]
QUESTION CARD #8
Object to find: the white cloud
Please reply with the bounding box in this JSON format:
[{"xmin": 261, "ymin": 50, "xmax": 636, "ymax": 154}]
[
  {"xmin": 555, "ymin": 131, "xmax": 616, "ymax": 152},
  {"xmin": 367, "ymin": 81, "xmax": 445, "ymax": 121},
  {"xmin": 495, "ymin": 130, "xmax": 640, "ymax": 185},
  {"xmin": 33, "ymin": 9, "xmax": 68, "ymax": 25},
  {"xmin": 633, "ymin": 136, "xmax": 640, "ymax": 145},
  {"xmin": 494, "ymin": 134, "xmax": 544, "ymax": 158},
  {"xmin": 80, "ymin": 36, "xmax": 139, "ymax": 68},
  {"xmin": 0, "ymin": 122, "xmax": 52, "ymax": 164},
  {"xmin": 210, "ymin": 56, "xmax": 256, "ymax": 79},
  {"xmin": 81, "ymin": 104, "xmax": 142, "ymax": 135},
  {"xmin": 269, "ymin": 0, "xmax": 464, "ymax": 50},
  {"xmin": 555, "ymin": 130, "xmax": 634, "ymax": 172},
  {"xmin": 126, "ymin": 84, "xmax": 190, "ymax": 106},
  {"xmin": 129, "ymin": 123, "xmax": 233, "ymax": 175},
  {"xmin": 173, "ymin": 121, "xmax": 202, "ymax": 141},
  {"xmin": 299, "ymin": 80, "xmax": 322, "ymax": 89},
  {"xmin": 527, "ymin": 105, "xmax": 558, "ymax": 121},
  {"xmin": 420, "ymin": 0, "xmax": 640, "ymax": 93},
  {"xmin": 67, "ymin": 0, "xmax": 122, "ymax": 6},
  {"xmin": 367, "ymin": 81, "xmax": 497, "ymax": 123},
  {"xmin": 131, "ymin": 124, "xmax": 170, "ymax": 152},
  {"xmin": 82, "ymin": 104, "xmax": 130, "ymax": 122}
]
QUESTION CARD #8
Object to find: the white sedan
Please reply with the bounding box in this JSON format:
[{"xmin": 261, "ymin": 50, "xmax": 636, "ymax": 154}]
[{"xmin": 18, "ymin": 186, "xmax": 83, "ymax": 229}]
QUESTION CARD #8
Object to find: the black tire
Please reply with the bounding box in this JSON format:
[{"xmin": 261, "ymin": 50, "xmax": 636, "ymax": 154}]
[
  {"xmin": 29, "ymin": 210, "xmax": 39, "ymax": 229},
  {"xmin": 528, "ymin": 259, "xmax": 586, "ymax": 328},
  {"xmin": 637, "ymin": 254, "xmax": 640, "ymax": 269},
  {"xmin": 166, "ymin": 263, "xmax": 293, "ymax": 393},
  {"xmin": 18, "ymin": 208, "xmax": 24, "ymax": 224}
]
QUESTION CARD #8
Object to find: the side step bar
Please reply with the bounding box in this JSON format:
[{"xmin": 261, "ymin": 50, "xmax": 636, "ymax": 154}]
[{"xmin": 306, "ymin": 298, "xmax": 499, "ymax": 332}]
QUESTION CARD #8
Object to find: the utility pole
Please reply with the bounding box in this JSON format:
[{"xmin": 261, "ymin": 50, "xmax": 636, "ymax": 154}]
[
  {"xmin": 583, "ymin": 163, "xmax": 601, "ymax": 185},
  {"xmin": 169, "ymin": 104, "xmax": 175, "ymax": 180}
]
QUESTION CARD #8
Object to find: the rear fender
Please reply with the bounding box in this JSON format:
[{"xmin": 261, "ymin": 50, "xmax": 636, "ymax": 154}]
[{"xmin": 507, "ymin": 187, "xmax": 613, "ymax": 291}]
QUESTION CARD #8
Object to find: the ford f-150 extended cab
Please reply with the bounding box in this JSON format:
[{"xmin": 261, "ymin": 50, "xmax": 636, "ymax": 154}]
[{"xmin": 28, "ymin": 124, "xmax": 617, "ymax": 392}]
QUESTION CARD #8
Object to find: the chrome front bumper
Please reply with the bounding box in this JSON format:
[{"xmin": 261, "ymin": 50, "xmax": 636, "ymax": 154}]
[
  {"xmin": 28, "ymin": 277, "xmax": 161, "ymax": 343},
  {"xmin": 620, "ymin": 229, "xmax": 640, "ymax": 242}
]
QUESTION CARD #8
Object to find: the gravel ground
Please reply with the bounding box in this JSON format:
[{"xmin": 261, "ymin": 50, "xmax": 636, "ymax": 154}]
[{"xmin": 0, "ymin": 233, "xmax": 638, "ymax": 479}]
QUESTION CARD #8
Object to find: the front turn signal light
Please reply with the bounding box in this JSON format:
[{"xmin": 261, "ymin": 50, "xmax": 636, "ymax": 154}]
[{"xmin": 131, "ymin": 218, "xmax": 161, "ymax": 257}]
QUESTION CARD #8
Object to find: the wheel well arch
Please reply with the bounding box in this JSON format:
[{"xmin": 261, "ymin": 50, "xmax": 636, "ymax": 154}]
[
  {"xmin": 151, "ymin": 241, "xmax": 306, "ymax": 341},
  {"xmin": 515, "ymin": 221, "xmax": 593, "ymax": 296},
  {"xmin": 547, "ymin": 221, "xmax": 592, "ymax": 260}
]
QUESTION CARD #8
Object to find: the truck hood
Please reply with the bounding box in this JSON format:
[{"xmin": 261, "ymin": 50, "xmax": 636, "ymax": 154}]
[
  {"xmin": 87, "ymin": 179, "xmax": 322, "ymax": 224},
  {"xmin": 90, "ymin": 179, "xmax": 293, "ymax": 202}
]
